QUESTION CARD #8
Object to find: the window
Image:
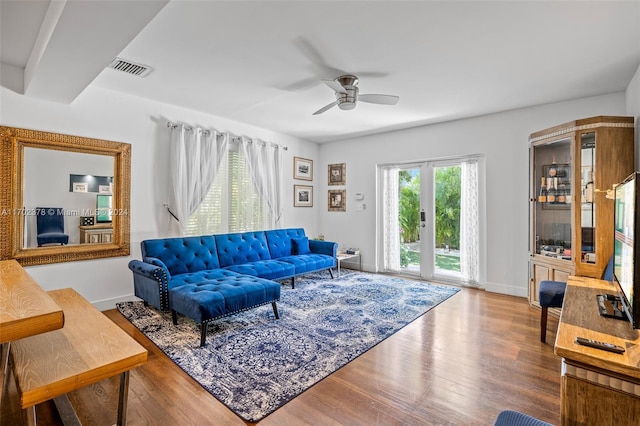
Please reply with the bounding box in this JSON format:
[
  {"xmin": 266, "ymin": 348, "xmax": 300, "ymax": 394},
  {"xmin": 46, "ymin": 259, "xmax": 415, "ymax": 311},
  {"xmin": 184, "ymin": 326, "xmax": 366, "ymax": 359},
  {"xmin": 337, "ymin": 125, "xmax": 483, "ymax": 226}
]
[{"xmin": 185, "ymin": 144, "xmax": 269, "ymax": 235}]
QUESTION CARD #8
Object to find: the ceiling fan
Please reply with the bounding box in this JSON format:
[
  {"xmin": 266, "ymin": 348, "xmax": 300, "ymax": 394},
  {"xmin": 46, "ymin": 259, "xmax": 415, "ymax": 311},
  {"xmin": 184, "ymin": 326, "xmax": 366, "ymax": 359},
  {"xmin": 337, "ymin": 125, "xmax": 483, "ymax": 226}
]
[{"xmin": 313, "ymin": 74, "xmax": 399, "ymax": 115}]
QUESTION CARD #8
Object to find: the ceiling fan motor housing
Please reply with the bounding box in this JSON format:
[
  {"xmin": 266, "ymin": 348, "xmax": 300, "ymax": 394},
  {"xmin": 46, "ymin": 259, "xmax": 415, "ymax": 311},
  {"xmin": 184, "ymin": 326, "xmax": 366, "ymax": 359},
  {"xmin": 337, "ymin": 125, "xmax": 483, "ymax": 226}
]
[{"xmin": 335, "ymin": 75, "xmax": 359, "ymax": 110}]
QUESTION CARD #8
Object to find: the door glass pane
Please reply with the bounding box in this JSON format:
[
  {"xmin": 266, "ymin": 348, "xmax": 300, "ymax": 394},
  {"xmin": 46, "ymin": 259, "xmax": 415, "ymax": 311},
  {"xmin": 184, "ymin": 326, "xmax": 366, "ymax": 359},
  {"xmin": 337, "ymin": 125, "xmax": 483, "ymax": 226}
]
[
  {"xmin": 399, "ymin": 168, "xmax": 421, "ymax": 273},
  {"xmin": 434, "ymin": 165, "xmax": 461, "ymax": 277},
  {"xmin": 532, "ymin": 137, "xmax": 572, "ymax": 259},
  {"xmin": 580, "ymin": 132, "xmax": 596, "ymax": 263}
]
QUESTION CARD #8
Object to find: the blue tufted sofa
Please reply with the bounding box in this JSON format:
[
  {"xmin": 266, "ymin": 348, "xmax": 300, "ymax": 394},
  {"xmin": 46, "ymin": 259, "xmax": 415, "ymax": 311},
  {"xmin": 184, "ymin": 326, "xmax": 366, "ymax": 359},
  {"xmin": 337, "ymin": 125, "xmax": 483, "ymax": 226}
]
[{"xmin": 128, "ymin": 228, "xmax": 337, "ymax": 346}]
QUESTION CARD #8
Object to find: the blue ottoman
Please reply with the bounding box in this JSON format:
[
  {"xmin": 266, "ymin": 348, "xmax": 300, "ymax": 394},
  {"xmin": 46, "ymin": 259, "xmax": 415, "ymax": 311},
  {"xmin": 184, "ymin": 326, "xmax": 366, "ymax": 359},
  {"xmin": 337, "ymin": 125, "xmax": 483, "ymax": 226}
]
[{"xmin": 169, "ymin": 275, "xmax": 281, "ymax": 346}]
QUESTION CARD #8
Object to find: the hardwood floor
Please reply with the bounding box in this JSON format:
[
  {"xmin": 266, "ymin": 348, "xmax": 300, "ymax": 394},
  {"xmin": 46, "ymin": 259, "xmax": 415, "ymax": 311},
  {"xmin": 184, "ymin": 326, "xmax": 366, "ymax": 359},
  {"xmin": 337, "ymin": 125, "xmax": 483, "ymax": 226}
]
[{"xmin": 2, "ymin": 283, "xmax": 562, "ymax": 425}]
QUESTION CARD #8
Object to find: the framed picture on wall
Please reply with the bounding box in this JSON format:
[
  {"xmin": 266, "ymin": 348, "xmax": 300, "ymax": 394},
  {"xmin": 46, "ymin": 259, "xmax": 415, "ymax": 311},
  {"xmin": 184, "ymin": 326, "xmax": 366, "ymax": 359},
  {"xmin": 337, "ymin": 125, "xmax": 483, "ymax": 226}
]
[
  {"xmin": 328, "ymin": 163, "xmax": 346, "ymax": 185},
  {"xmin": 72, "ymin": 182, "xmax": 88, "ymax": 193},
  {"xmin": 294, "ymin": 157, "xmax": 313, "ymax": 181},
  {"xmin": 328, "ymin": 189, "xmax": 346, "ymax": 211},
  {"xmin": 294, "ymin": 185, "xmax": 313, "ymax": 207}
]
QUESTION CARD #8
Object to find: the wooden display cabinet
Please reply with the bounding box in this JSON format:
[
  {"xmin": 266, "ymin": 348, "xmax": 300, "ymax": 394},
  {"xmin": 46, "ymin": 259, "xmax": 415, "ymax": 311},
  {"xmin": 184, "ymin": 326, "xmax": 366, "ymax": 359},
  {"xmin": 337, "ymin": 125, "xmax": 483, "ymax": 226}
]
[{"xmin": 528, "ymin": 116, "xmax": 634, "ymax": 308}]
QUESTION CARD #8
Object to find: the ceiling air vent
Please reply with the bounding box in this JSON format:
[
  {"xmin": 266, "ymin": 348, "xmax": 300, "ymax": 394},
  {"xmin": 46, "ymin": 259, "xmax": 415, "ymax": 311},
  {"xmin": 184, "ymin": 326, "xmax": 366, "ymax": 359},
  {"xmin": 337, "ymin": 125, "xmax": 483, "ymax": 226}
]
[{"xmin": 107, "ymin": 58, "xmax": 152, "ymax": 77}]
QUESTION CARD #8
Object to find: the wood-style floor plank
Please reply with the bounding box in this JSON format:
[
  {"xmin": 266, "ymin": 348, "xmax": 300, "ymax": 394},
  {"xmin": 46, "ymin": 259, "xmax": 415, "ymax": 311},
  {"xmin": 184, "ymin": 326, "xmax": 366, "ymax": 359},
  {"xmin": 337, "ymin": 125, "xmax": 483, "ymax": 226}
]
[{"xmin": 1, "ymin": 283, "xmax": 562, "ymax": 425}]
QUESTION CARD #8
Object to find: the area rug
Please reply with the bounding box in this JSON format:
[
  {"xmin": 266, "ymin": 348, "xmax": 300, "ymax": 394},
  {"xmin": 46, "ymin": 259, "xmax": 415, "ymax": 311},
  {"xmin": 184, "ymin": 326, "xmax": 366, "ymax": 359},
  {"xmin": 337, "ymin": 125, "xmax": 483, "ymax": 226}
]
[{"xmin": 116, "ymin": 271, "xmax": 460, "ymax": 422}]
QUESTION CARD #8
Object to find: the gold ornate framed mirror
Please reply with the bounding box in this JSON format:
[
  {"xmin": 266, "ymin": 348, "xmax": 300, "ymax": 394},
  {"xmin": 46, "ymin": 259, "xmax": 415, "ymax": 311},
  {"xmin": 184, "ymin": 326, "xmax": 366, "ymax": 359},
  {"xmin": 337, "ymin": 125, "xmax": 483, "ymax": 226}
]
[{"xmin": 0, "ymin": 126, "xmax": 131, "ymax": 266}]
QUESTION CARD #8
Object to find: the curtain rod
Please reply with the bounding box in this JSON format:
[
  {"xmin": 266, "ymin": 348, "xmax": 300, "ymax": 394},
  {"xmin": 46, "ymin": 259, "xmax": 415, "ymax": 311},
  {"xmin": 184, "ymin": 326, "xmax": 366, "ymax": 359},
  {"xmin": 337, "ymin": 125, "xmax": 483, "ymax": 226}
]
[{"xmin": 166, "ymin": 121, "xmax": 288, "ymax": 150}]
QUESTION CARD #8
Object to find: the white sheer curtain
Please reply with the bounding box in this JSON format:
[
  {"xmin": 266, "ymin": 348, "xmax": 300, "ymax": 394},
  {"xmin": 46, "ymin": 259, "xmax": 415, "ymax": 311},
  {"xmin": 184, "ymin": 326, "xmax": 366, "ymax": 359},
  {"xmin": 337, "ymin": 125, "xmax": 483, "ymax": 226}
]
[
  {"xmin": 382, "ymin": 166, "xmax": 401, "ymax": 271},
  {"xmin": 169, "ymin": 124, "xmax": 228, "ymax": 234},
  {"xmin": 239, "ymin": 137, "xmax": 284, "ymax": 229},
  {"xmin": 460, "ymin": 159, "xmax": 479, "ymax": 285}
]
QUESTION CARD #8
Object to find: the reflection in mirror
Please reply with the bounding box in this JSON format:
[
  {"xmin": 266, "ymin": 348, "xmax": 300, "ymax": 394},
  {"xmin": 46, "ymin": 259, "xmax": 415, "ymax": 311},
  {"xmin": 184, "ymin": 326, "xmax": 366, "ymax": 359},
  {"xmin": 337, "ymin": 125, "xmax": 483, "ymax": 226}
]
[
  {"xmin": 22, "ymin": 148, "xmax": 115, "ymax": 248},
  {"xmin": 0, "ymin": 125, "xmax": 130, "ymax": 266},
  {"xmin": 580, "ymin": 132, "xmax": 596, "ymax": 263}
]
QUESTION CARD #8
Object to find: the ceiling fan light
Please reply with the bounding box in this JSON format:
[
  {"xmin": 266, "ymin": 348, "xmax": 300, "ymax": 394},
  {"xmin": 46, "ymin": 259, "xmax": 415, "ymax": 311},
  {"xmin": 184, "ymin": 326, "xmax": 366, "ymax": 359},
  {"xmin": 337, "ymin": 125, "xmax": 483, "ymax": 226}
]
[{"xmin": 339, "ymin": 102, "xmax": 356, "ymax": 110}]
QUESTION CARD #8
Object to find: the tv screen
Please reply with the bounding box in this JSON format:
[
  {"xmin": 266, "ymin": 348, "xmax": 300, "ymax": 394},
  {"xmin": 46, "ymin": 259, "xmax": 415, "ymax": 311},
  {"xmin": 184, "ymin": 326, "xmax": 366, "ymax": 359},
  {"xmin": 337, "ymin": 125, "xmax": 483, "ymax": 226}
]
[
  {"xmin": 96, "ymin": 194, "xmax": 112, "ymax": 223},
  {"xmin": 613, "ymin": 172, "xmax": 640, "ymax": 329}
]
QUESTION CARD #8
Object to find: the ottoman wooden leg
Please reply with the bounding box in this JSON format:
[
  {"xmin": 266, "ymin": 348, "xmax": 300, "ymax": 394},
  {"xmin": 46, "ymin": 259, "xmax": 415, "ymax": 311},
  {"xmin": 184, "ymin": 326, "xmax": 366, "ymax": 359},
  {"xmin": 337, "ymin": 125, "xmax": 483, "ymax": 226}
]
[
  {"xmin": 272, "ymin": 302, "xmax": 280, "ymax": 319},
  {"xmin": 200, "ymin": 323, "xmax": 208, "ymax": 347}
]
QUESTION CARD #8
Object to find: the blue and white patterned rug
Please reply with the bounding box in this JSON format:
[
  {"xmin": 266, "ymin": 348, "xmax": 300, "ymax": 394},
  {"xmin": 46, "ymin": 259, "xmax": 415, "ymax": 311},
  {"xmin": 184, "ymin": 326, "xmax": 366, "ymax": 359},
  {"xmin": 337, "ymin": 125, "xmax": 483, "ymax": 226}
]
[{"xmin": 117, "ymin": 271, "xmax": 460, "ymax": 422}]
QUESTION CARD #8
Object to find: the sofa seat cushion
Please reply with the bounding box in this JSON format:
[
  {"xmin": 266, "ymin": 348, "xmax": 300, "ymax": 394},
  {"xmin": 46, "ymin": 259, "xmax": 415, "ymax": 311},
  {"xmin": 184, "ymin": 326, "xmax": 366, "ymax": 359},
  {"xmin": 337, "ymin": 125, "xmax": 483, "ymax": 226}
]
[
  {"xmin": 277, "ymin": 254, "xmax": 335, "ymax": 274},
  {"xmin": 169, "ymin": 275, "xmax": 281, "ymax": 323},
  {"xmin": 223, "ymin": 260, "xmax": 295, "ymax": 281},
  {"xmin": 168, "ymin": 269, "xmax": 243, "ymax": 289}
]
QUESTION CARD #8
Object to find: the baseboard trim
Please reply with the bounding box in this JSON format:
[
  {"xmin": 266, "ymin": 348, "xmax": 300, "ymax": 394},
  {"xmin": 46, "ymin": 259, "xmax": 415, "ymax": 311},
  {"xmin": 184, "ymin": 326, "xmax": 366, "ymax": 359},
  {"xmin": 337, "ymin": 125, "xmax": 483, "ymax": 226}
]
[
  {"xmin": 93, "ymin": 294, "xmax": 140, "ymax": 312},
  {"xmin": 485, "ymin": 281, "xmax": 528, "ymax": 298}
]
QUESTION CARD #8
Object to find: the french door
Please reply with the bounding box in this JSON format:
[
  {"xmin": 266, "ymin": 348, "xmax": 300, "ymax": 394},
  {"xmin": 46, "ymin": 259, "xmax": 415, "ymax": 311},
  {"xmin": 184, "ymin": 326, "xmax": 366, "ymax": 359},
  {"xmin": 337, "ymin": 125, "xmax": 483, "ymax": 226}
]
[{"xmin": 379, "ymin": 156, "xmax": 481, "ymax": 286}]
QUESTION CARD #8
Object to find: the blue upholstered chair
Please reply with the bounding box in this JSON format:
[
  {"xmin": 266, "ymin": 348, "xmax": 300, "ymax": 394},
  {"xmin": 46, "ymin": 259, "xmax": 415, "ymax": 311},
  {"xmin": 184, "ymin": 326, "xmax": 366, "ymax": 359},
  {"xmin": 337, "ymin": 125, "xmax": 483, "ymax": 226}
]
[
  {"xmin": 494, "ymin": 410, "xmax": 552, "ymax": 426},
  {"xmin": 539, "ymin": 279, "xmax": 566, "ymax": 343},
  {"xmin": 36, "ymin": 207, "xmax": 69, "ymax": 246},
  {"xmin": 539, "ymin": 255, "xmax": 615, "ymax": 343}
]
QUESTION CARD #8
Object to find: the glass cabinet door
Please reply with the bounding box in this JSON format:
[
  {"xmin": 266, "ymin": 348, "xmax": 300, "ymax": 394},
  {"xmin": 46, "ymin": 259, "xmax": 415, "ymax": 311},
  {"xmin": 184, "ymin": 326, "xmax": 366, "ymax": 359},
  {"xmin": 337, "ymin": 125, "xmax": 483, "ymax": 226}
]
[
  {"xmin": 531, "ymin": 136, "xmax": 572, "ymax": 260},
  {"xmin": 579, "ymin": 131, "xmax": 596, "ymax": 264}
]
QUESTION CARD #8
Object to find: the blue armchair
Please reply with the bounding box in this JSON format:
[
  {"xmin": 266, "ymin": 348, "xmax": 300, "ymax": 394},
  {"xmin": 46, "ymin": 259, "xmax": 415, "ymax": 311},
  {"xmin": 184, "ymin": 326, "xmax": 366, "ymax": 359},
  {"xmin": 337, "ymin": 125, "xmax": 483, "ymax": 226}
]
[{"xmin": 36, "ymin": 207, "xmax": 69, "ymax": 246}]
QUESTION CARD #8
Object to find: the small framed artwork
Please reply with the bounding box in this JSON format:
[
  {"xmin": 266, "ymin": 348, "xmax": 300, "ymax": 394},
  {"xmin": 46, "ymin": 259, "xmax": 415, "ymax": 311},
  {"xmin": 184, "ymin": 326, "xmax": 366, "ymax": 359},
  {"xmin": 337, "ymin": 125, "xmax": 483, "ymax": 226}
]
[
  {"xmin": 328, "ymin": 189, "xmax": 346, "ymax": 211},
  {"xmin": 98, "ymin": 185, "xmax": 111, "ymax": 194},
  {"xmin": 294, "ymin": 157, "xmax": 313, "ymax": 181},
  {"xmin": 73, "ymin": 182, "xmax": 88, "ymax": 193},
  {"xmin": 328, "ymin": 163, "xmax": 346, "ymax": 186},
  {"xmin": 294, "ymin": 185, "xmax": 313, "ymax": 207}
]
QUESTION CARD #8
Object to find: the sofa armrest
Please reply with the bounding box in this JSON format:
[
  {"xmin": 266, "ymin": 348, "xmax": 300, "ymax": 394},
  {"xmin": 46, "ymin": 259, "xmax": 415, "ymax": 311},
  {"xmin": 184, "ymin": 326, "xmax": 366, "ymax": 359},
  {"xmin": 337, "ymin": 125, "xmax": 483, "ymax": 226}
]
[
  {"xmin": 143, "ymin": 256, "xmax": 171, "ymax": 279},
  {"xmin": 128, "ymin": 258, "xmax": 171, "ymax": 310},
  {"xmin": 309, "ymin": 239, "xmax": 338, "ymax": 258}
]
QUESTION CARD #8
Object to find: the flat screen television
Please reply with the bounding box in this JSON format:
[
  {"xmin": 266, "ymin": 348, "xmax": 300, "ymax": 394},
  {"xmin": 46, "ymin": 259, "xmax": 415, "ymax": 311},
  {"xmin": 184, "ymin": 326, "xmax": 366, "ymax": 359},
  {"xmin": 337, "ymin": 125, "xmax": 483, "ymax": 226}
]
[
  {"xmin": 612, "ymin": 172, "xmax": 640, "ymax": 329},
  {"xmin": 96, "ymin": 194, "xmax": 112, "ymax": 223}
]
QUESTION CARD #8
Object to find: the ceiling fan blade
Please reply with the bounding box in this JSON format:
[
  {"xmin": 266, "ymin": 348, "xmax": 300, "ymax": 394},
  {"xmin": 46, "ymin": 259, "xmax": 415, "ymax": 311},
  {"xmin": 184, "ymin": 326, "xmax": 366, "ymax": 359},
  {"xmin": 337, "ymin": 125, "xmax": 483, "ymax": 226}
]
[
  {"xmin": 321, "ymin": 79, "xmax": 348, "ymax": 94},
  {"xmin": 313, "ymin": 101, "xmax": 338, "ymax": 115},
  {"xmin": 357, "ymin": 71, "xmax": 389, "ymax": 79},
  {"xmin": 293, "ymin": 37, "xmax": 346, "ymax": 78},
  {"xmin": 279, "ymin": 77, "xmax": 320, "ymax": 92},
  {"xmin": 358, "ymin": 94, "xmax": 400, "ymax": 105}
]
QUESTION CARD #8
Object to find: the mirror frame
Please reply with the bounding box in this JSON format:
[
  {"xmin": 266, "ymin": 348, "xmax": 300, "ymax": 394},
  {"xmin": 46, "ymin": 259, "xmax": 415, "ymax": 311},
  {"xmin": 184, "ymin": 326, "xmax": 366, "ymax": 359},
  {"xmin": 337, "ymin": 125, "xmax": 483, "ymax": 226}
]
[{"xmin": 0, "ymin": 126, "xmax": 131, "ymax": 266}]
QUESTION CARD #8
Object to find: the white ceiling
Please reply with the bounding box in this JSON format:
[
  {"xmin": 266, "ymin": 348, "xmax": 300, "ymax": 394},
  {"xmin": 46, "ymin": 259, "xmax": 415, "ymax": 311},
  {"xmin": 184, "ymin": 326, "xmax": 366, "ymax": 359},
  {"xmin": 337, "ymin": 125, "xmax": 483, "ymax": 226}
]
[{"xmin": 1, "ymin": 0, "xmax": 639, "ymax": 143}]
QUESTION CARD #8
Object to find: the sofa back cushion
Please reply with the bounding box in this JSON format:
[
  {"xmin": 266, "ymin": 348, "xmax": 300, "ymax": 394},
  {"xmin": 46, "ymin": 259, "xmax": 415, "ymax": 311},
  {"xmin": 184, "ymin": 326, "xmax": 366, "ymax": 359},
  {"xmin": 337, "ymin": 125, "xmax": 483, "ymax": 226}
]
[
  {"xmin": 264, "ymin": 228, "xmax": 307, "ymax": 258},
  {"xmin": 141, "ymin": 236, "xmax": 220, "ymax": 276},
  {"xmin": 215, "ymin": 231, "xmax": 271, "ymax": 267}
]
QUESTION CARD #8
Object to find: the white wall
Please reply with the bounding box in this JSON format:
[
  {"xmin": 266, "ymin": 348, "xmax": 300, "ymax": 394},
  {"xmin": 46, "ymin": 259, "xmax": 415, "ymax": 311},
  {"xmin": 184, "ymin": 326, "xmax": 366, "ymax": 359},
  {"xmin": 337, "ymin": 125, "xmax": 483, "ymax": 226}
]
[
  {"xmin": 1, "ymin": 64, "xmax": 638, "ymax": 307},
  {"xmin": 317, "ymin": 93, "xmax": 628, "ymax": 297},
  {"xmin": 626, "ymin": 64, "xmax": 640, "ymax": 166},
  {"xmin": 0, "ymin": 84, "xmax": 319, "ymax": 309}
]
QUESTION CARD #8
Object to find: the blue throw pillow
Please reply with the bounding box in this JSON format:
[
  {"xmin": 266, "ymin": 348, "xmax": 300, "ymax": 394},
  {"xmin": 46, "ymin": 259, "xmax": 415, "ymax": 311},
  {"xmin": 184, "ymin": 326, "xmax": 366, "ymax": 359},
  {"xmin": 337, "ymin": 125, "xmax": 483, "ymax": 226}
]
[{"xmin": 292, "ymin": 237, "xmax": 311, "ymax": 255}]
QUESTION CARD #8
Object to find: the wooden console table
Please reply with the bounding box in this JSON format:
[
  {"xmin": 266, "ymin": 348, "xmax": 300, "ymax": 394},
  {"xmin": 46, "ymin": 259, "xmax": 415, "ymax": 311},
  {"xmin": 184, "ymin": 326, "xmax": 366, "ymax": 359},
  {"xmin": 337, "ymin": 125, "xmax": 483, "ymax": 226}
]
[
  {"xmin": 78, "ymin": 223, "xmax": 113, "ymax": 244},
  {"xmin": 10, "ymin": 288, "xmax": 147, "ymax": 425},
  {"xmin": 555, "ymin": 276, "xmax": 640, "ymax": 425}
]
